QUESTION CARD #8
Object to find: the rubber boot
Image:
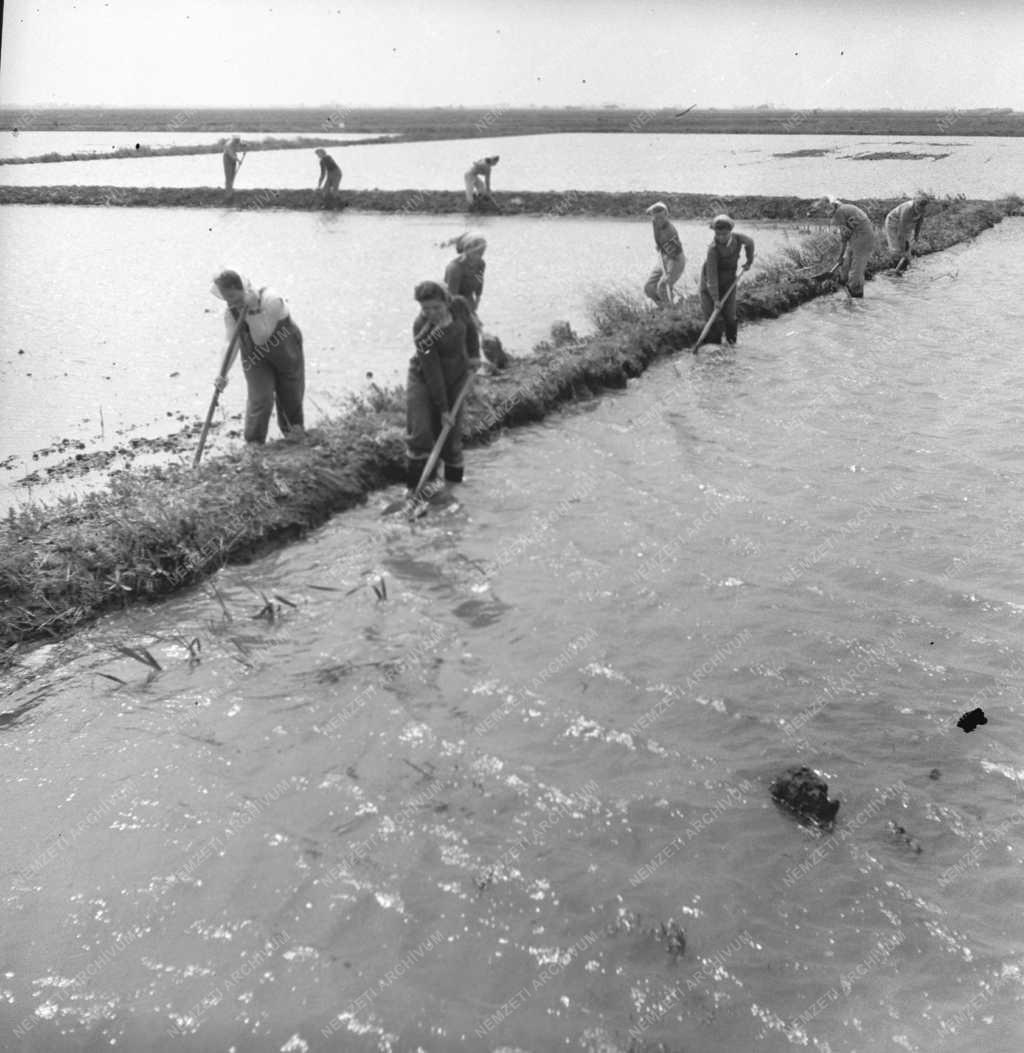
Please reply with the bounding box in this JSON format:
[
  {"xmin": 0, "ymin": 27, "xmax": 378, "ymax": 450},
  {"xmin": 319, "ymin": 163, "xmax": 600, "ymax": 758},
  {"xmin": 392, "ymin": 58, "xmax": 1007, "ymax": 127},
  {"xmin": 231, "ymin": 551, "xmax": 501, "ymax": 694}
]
[{"xmin": 444, "ymin": 463, "xmax": 464, "ymax": 484}]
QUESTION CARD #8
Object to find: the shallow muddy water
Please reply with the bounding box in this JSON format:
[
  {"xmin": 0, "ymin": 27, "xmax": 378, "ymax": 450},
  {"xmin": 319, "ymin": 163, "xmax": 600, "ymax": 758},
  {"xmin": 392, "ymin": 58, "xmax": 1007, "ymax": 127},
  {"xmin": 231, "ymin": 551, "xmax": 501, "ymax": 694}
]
[
  {"xmin": 0, "ymin": 205, "xmax": 796, "ymax": 506},
  {"xmin": 0, "ymin": 132, "xmax": 1021, "ymax": 198},
  {"xmin": 2, "ymin": 223, "xmax": 1023, "ymax": 1052}
]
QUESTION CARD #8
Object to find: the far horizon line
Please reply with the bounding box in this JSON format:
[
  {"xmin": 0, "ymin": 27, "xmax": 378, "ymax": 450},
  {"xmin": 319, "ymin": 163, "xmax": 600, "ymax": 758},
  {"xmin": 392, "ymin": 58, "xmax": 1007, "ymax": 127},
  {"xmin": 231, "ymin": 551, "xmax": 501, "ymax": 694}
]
[{"xmin": 0, "ymin": 104, "xmax": 1020, "ymax": 114}]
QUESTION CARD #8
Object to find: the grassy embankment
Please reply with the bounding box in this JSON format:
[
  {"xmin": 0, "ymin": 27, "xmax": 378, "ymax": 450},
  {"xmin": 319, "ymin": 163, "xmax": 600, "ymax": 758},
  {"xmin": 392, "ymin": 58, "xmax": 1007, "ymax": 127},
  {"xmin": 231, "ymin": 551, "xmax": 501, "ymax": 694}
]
[
  {"xmin": 0, "ymin": 195, "xmax": 1018, "ymax": 655},
  {"xmin": 0, "ymin": 188, "xmax": 943, "ymax": 218},
  {"xmin": 3, "ymin": 107, "xmax": 1024, "ymax": 137},
  {"xmin": 0, "ymin": 135, "xmax": 390, "ymax": 166}
]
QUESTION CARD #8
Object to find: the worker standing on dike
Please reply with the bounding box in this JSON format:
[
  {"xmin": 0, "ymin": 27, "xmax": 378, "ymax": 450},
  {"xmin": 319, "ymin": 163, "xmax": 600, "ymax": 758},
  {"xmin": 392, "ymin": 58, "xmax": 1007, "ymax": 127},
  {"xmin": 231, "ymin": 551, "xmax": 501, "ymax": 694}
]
[
  {"xmin": 222, "ymin": 136, "xmax": 245, "ymax": 196},
  {"xmin": 808, "ymin": 196, "xmax": 876, "ymax": 298},
  {"xmin": 315, "ymin": 148, "xmax": 343, "ymax": 206},
  {"xmin": 642, "ymin": 202, "xmax": 686, "ymax": 307},
  {"xmin": 464, "ymin": 156, "xmax": 499, "ymax": 206}
]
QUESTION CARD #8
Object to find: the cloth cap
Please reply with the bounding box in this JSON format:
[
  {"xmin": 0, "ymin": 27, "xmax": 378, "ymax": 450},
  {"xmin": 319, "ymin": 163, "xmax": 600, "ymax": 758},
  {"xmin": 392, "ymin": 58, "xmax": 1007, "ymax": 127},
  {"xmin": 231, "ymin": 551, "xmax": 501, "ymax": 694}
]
[
  {"xmin": 315, "ymin": 148, "xmax": 326, "ymax": 156},
  {"xmin": 710, "ymin": 213, "xmax": 735, "ymax": 230},
  {"xmin": 645, "ymin": 201, "xmax": 668, "ymax": 215}
]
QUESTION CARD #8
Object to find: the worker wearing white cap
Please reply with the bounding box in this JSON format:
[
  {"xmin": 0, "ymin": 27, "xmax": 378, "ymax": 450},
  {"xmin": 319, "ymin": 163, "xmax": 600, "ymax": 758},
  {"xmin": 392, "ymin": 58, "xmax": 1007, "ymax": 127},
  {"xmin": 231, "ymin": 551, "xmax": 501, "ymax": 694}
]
[
  {"xmin": 699, "ymin": 214, "xmax": 754, "ymax": 345},
  {"xmin": 807, "ymin": 196, "xmax": 876, "ymax": 297},
  {"xmin": 643, "ymin": 202, "xmax": 685, "ymax": 307},
  {"xmin": 885, "ymin": 194, "xmax": 931, "ymax": 270}
]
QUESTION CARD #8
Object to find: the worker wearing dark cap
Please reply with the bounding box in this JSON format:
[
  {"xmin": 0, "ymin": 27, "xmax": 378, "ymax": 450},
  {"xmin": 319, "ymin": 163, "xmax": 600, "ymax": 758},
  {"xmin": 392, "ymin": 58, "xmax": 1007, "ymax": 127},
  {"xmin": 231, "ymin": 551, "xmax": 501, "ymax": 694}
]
[{"xmin": 700, "ymin": 214, "xmax": 754, "ymax": 345}]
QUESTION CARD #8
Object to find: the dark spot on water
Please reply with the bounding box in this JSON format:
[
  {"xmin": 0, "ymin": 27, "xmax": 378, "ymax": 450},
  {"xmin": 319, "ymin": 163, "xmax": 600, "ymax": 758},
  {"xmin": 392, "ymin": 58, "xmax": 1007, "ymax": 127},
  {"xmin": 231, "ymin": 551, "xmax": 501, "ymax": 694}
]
[
  {"xmin": 956, "ymin": 707, "xmax": 987, "ymax": 733},
  {"xmin": 929, "ymin": 768, "xmax": 941, "ymax": 779}
]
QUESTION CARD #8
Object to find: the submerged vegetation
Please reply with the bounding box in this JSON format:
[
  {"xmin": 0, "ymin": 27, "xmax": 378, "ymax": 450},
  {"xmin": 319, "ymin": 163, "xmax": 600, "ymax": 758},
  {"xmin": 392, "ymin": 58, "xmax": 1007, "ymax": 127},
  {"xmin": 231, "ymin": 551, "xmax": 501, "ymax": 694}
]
[{"xmin": 0, "ymin": 196, "xmax": 1018, "ymax": 654}]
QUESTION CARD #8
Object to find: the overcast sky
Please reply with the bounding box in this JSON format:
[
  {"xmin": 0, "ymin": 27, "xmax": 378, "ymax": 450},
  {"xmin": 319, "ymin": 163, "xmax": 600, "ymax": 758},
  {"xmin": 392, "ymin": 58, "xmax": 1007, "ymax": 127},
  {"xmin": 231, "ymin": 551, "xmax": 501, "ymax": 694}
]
[{"xmin": 1, "ymin": 0, "xmax": 1021, "ymax": 110}]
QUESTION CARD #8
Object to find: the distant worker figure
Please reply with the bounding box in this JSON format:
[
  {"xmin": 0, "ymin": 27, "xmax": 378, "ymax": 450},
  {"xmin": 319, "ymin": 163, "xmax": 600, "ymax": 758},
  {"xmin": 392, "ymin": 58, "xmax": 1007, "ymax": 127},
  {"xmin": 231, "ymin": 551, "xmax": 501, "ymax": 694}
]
[
  {"xmin": 464, "ymin": 155, "xmax": 499, "ymax": 206},
  {"xmin": 642, "ymin": 202, "xmax": 685, "ymax": 307},
  {"xmin": 808, "ymin": 196, "xmax": 876, "ymax": 298},
  {"xmin": 885, "ymin": 194, "xmax": 931, "ymax": 270},
  {"xmin": 210, "ymin": 270, "xmax": 305, "ymax": 446},
  {"xmin": 315, "ymin": 148, "xmax": 342, "ymax": 206},
  {"xmin": 444, "ymin": 231, "xmax": 487, "ymax": 316},
  {"xmin": 699, "ymin": 214, "xmax": 754, "ymax": 345},
  {"xmin": 222, "ymin": 136, "xmax": 245, "ymax": 194},
  {"xmin": 406, "ymin": 281, "xmax": 482, "ymax": 492}
]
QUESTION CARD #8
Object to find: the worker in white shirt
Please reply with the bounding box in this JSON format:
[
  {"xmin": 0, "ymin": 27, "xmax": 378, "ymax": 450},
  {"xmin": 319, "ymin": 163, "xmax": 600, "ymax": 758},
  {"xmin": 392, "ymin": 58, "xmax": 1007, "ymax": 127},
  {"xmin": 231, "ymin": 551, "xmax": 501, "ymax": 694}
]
[
  {"xmin": 807, "ymin": 196, "xmax": 877, "ymax": 298},
  {"xmin": 464, "ymin": 155, "xmax": 499, "ymax": 206},
  {"xmin": 211, "ymin": 270, "xmax": 305, "ymax": 444},
  {"xmin": 885, "ymin": 194, "xmax": 931, "ymax": 270}
]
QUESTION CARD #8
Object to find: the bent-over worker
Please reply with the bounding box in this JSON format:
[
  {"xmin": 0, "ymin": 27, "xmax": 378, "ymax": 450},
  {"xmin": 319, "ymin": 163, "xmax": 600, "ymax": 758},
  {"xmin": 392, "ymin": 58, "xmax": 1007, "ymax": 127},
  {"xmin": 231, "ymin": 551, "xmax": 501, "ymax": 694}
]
[
  {"xmin": 699, "ymin": 214, "xmax": 754, "ymax": 345},
  {"xmin": 808, "ymin": 196, "xmax": 876, "ymax": 298},
  {"xmin": 444, "ymin": 231, "xmax": 487, "ymax": 316},
  {"xmin": 464, "ymin": 156, "xmax": 499, "ymax": 206},
  {"xmin": 643, "ymin": 202, "xmax": 686, "ymax": 307},
  {"xmin": 885, "ymin": 194, "xmax": 930, "ymax": 268},
  {"xmin": 315, "ymin": 148, "xmax": 342, "ymax": 205},
  {"xmin": 211, "ymin": 269, "xmax": 305, "ymax": 446}
]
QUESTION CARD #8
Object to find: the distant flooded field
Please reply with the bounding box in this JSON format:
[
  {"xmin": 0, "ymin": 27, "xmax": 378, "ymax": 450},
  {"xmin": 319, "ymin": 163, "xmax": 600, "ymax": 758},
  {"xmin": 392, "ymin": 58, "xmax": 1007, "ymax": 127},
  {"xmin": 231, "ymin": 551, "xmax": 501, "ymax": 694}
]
[{"xmin": 1, "ymin": 132, "xmax": 1021, "ymax": 198}]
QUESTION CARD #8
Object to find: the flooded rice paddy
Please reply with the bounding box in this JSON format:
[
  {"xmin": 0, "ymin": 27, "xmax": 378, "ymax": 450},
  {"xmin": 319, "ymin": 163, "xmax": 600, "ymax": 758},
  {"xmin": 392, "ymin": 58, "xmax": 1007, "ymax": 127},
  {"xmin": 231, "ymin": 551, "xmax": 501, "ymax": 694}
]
[
  {"xmin": 0, "ymin": 205, "xmax": 798, "ymax": 506},
  {"xmin": 1, "ymin": 222, "xmax": 1023, "ymax": 1051},
  {"xmin": 0, "ymin": 132, "xmax": 1021, "ymax": 198}
]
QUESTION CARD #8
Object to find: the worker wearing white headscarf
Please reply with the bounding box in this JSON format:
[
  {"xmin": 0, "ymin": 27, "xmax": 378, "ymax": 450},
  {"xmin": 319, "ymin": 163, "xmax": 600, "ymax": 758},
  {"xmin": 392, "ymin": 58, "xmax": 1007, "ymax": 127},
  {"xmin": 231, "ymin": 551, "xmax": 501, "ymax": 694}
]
[{"xmin": 444, "ymin": 231, "xmax": 488, "ymax": 314}]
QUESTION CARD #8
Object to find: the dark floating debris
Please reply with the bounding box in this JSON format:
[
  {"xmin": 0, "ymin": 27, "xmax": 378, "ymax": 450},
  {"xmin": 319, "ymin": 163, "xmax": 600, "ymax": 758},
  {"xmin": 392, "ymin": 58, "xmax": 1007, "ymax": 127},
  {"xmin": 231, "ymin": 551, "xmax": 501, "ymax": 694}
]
[
  {"xmin": 770, "ymin": 766, "xmax": 840, "ymax": 827},
  {"xmin": 956, "ymin": 707, "xmax": 987, "ymax": 733},
  {"xmin": 886, "ymin": 821, "xmax": 923, "ymax": 854}
]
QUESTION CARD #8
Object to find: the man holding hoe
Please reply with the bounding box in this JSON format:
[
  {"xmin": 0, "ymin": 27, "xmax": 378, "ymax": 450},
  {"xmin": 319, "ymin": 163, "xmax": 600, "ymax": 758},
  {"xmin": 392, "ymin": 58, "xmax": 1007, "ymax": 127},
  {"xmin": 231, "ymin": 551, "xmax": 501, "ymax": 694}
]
[
  {"xmin": 699, "ymin": 214, "xmax": 754, "ymax": 345},
  {"xmin": 885, "ymin": 194, "xmax": 931, "ymax": 271},
  {"xmin": 807, "ymin": 195, "xmax": 876, "ymax": 298},
  {"xmin": 209, "ymin": 270, "xmax": 306, "ymax": 449}
]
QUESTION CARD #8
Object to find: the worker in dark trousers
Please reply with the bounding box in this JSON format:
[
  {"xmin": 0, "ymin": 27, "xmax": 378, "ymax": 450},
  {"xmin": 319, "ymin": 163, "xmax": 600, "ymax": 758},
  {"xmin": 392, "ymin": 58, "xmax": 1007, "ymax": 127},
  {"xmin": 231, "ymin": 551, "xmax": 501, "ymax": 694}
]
[
  {"xmin": 699, "ymin": 214, "xmax": 754, "ymax": 345},
  {"xmin": 444, "ymin": 231, "xmax": 487, "ymax": 316},
  {"xmin": 315, "ymin": 148, "xmax": 342, "ymax": 206},
  {"xmin": 222, "ymin": 136, "xmax": 244, "ymax": 195},
  {"xmin": 405, "ymin": 281, "xmax": 481, "ymax": 492}
]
